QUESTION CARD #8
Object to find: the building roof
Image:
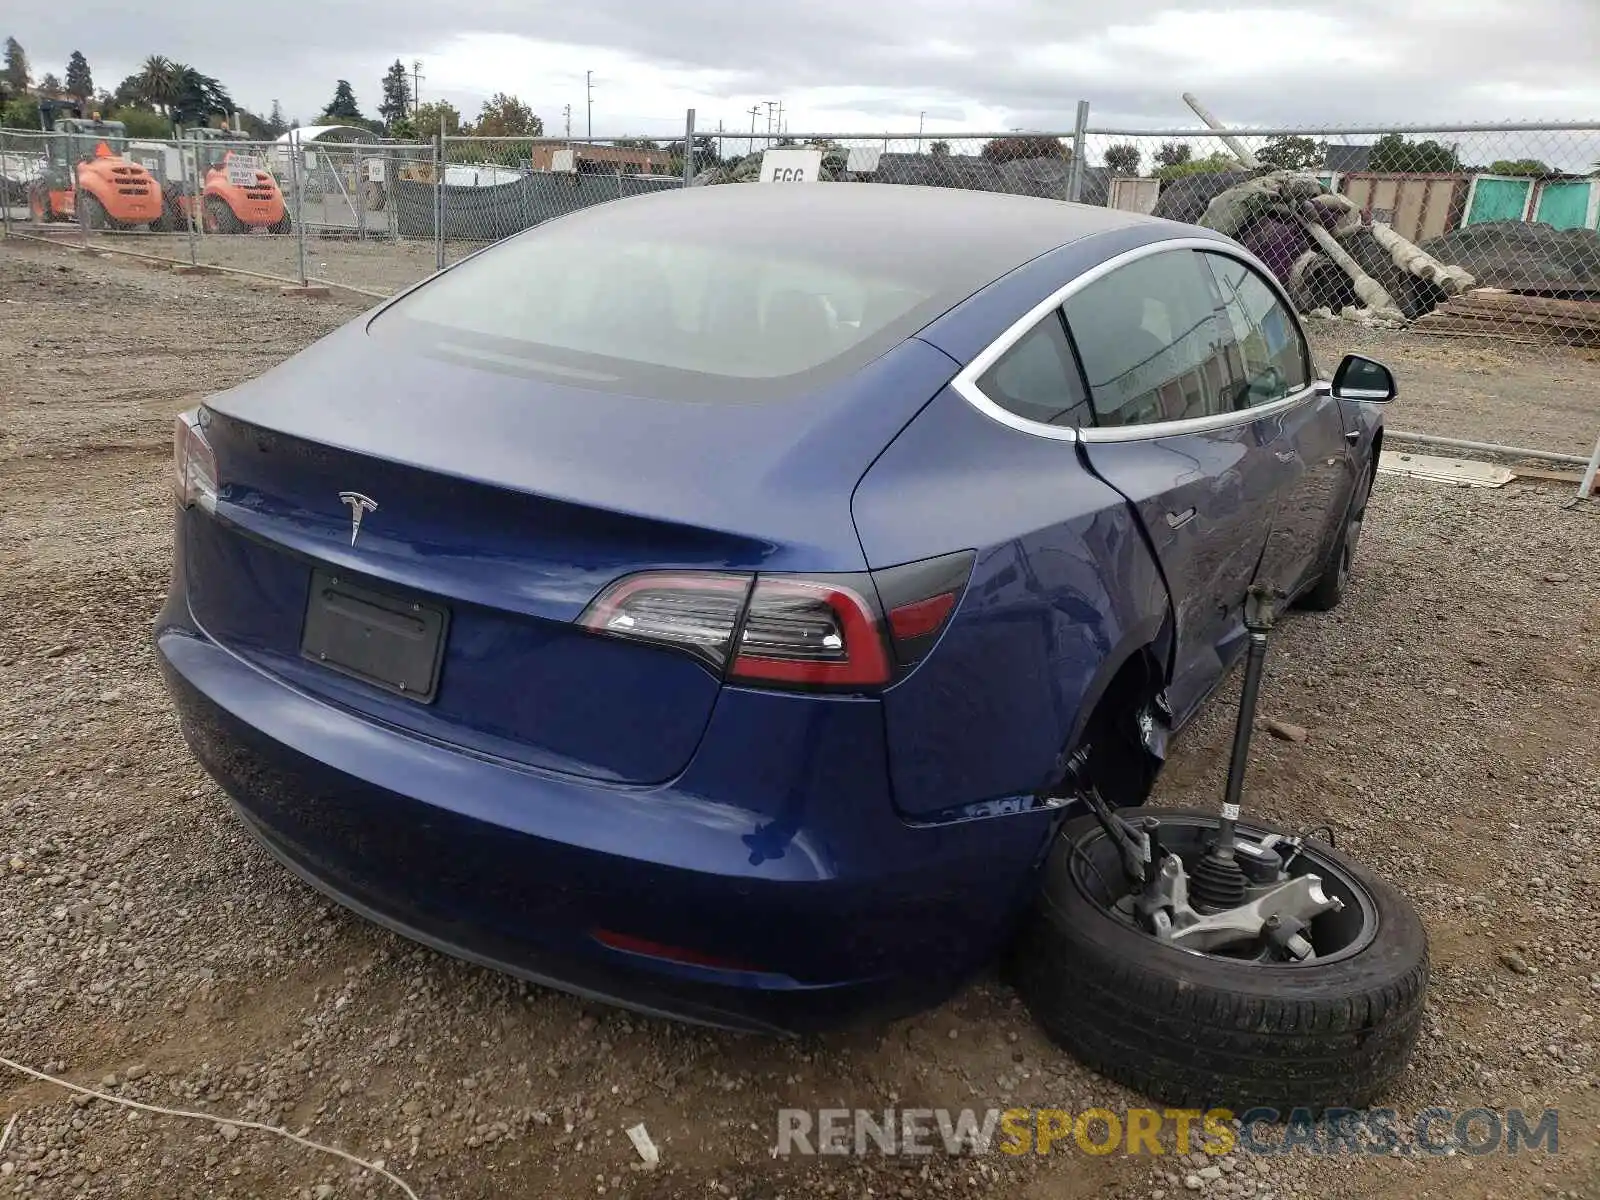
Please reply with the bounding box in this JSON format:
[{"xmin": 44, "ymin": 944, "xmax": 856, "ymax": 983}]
[{"xmin": 276, "ymin": 125, "xmax": 381, "ymax": 145}]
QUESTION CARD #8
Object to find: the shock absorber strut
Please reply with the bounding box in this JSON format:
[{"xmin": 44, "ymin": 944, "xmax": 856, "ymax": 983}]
[{"xmin": 1189, "ymin": 584, "xmax": 1281, "ymax": 913}]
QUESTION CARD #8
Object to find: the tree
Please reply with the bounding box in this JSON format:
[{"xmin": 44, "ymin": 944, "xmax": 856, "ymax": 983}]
[
  {"xmin": 37, "ymin": 73, "xmax": 62, "ymax": 99},
  {"xmin": 321, "ymin": 79, "xmax": 364, "ymax": 122},
  {"xmin": 473, "ymin": 92, "xmax": 541, "ymax": 138},
  {"xmin": 171, "ymin": 65, "xmax": 233, "ymax": 126},
  {"xmin": 1368, "ymin": 133, "xmax": 1460, "ymax": 173},
  {"xmin": 981, "ymin": 134, "xmax": 1067, "ymax": 164},
  {"xmin": 65, "ymin": 50, "xmax": 92, "ymax": 103},
  {"xmin": 378, "ymin": 60, "xmax": 412, "ymax": 131},
  {"xmin": 2, "ymin": 37, "xmax": 28, "ymax": 97},
  {"xmin": 1154, "ymin": 151, "xmax": 1240, "ymax": 180},
  {"xmin": 2, "ymin": 96, "xmax": 41, "ymax": 130},
  {"xmin": 1103, "ymin": 142, "xmax": 1141, "ymax": 176},
  {"xmin": 929, "ymin": 139, "xmax": 950, "ymax": 157},
  {"xmin": 412, "ymin": 100, "xmax": 464, "ymax": 137},
  {"xmin": 1154, "ymin": 141, "xmax": 1192, "ymax": 170},
  {"xmin": 1256, "ymin": 134, "xmax": 1324, "ymax": 172},
  {"xmin": 110, "ymin": 107, "xmax": 171, "ymax": 137},
  {"xmin": 1489, "ymin": 158, "xmax": 1551, "ymax": 177},
  {"xmin": 138, "ymin": 56, "xmax": 180, "ymax": 116},
  {"xmin": 260, "ymin": 99, "xmax": 288, "ymax": 138}
]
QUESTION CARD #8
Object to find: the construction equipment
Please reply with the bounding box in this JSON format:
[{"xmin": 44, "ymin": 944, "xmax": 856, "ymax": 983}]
[
  {"xmin": 128, "ymin": 127, "xmax": 290, "ymax": 234},
  {"xmin": 28, "ymin": 107, "xmax": 164, "ymax": 230}
]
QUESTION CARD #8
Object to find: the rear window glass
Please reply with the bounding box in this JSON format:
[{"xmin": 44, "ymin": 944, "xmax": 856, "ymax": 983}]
[{"xmin": 374, "ymin": 208, "xmax": 947, "ymax": 400}]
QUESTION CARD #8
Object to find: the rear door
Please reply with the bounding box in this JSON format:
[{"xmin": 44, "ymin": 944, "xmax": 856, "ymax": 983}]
[{"xmin": 1063, "ymin": 245, "xmax": 1298, "ymax": 723}]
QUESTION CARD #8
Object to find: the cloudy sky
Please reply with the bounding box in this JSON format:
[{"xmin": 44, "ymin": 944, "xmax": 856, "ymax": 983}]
[{"xmin": 10, "ymin": 0, "xmax": 1600, "ymax": 142}]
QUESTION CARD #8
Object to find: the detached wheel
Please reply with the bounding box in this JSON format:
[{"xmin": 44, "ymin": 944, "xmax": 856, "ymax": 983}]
[
  {"xmin": 1013, "ymin": 807, "xmax": 1427, "ymax": 1111},
  {"xmin": 1298, "ymin": 461, "xmax": 1375, "ymax": 612}
]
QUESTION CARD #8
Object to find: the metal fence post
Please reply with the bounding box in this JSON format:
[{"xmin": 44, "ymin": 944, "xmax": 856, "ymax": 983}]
[
  {"xmin": 1068, "ymin": 100, "xmax": 1090, "ymax": 203},
  {"xmin": 434, "ymin": 129, "xmax": 445, "ymax": 271},
  {"xmin": 286, "ymin": 137, "xmax": 307, "ymax": 286},
  {"xmin": 683, "ymin": 108, "xmax": 697, "ymax": 186},
  {"xmin": 1580, "ymin": 430, "xmax": 1600, "ymax": 501},
  {"xmin": 183, "ymin": 139, "xmax": 199, "ymax": 266},
  {"xmin": 0, "ymin": 127, "xmax": 11, "ymax": 240}
]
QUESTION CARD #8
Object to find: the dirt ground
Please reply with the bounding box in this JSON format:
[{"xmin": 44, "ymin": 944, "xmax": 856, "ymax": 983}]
[{"xmin": 1, "ymin": 239, "xmax": 1598, "ymax": 1200}]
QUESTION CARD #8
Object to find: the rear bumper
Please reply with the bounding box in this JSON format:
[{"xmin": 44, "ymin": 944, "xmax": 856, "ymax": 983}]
[{"xmin": 156, "ymin": 589, "xmax": 1055, "ymax": 1033}]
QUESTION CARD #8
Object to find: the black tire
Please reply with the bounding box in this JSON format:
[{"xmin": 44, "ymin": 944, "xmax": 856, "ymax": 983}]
[
  {"xmin": 268, "ymin": 212, "xmax": 292, "ymax": 235},
  {"xmin": 1012, "ymin": 807, "xmax": 1428, "ymax": 1111},
  {"xmin": 79, "ymin": 193, "xmax": 108, "ymax": 231},
  {"xmin": 1298, "ymin": 459, "xmax": 1375, "ymax": 612},
  {"xmin": 203, "ymin": 194, "xmax": 244, "ymax": 234}
]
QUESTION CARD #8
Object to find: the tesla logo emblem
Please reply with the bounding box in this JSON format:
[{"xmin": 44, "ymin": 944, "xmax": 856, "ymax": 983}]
[{"xmin": 338, "ymin": 491, "xmax": 378, "ymax": 545}]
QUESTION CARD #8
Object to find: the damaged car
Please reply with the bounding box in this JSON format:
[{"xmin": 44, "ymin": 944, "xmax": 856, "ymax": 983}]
[{"xmin": 157, "ymin": 183, "xmax": 1425, "ymax": 1109}]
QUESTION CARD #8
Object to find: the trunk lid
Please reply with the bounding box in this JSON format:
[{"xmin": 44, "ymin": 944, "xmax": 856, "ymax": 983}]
[{"xmin": 186, "ymin": 323, "xmax": 956, "ymax": 783}]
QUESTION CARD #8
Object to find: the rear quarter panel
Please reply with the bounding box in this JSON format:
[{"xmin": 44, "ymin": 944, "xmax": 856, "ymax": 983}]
[{"xmin": 852, "ymin": 385, "xmax": 1169, "ymax": 818}]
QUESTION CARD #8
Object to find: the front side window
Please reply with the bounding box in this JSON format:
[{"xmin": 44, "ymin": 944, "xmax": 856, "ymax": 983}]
[
  {"xmin": 975, "ymin": 311, "xmax": 1091, "ymax": 428},
  {"xmin": 1203, "ymin": 252, "xmax": 1310, "ymax": 405},
  {"xmin": 1062, "ymin": 249, "xmax": 1243, "ymax": 429}
]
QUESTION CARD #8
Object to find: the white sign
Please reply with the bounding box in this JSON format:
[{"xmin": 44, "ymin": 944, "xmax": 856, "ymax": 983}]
[
  {"xmin": 225, "ymin": 156, "xmax": 261, "ymax": 186},
  {"xmin": 551, "ymin": 148, "xmax": 576, "ymax": 174},
  {"xmin": 759, "ymin": 148, "xmax": 824, "ymax": 183},
  {"xmin": 845, "ymin": 146, "xmax": 882, "ymax": 174},
  {"xmin": 364, "ymin": 157, "xmax": 386, "ymax": 184}
]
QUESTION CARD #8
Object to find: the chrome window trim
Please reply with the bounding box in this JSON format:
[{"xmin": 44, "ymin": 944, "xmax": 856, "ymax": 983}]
[{"xmin": 951, "ymin": 236, "xmax": 1323, "ymax": 444}]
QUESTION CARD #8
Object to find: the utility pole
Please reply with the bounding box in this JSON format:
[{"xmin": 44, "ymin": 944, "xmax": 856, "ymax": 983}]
[
  {"xmin": 917, "ymin": 110, "xmax": 925, "ymax": 153},
  {"xmin": 765, "ymin": 100, "xmax": 777, "ymax": 134},
  {"xmin": 411, "ymin": 60, "xmax": 424, "ymax": 115},
  {"xmin": 563, "ymin": 104, "xmax": 571, "ymax": 139},
  {"xmin": 747, "ymin": 104, "xmax": 760, "ymax": 156},
  {"xmin": 775, "ymin": 100, "xmax": 784, "ymax": 138},
  {"xmin": 585, "ymin": 71, "xmax": 594, "ymax": 140}
]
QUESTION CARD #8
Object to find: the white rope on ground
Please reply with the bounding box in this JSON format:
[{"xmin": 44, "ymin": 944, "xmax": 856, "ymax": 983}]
[
  {"xmin": 0, "ymin": 1111, "xmax": 16, "ymax": 1156},
  {"xmin": 0, "ymin": 1055, "xmax": 419, "ymax": 1200}
]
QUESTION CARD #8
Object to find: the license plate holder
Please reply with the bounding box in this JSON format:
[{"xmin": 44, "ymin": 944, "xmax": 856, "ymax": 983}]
[{"xmin": 300, "ymin": 569, "xmax": 448, "ymax": 703}]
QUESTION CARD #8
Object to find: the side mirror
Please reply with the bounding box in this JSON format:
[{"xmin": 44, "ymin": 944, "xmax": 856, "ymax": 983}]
[{"xmin": 1331, "ymin": 354, "xmax": 1397, "ymax": 402}]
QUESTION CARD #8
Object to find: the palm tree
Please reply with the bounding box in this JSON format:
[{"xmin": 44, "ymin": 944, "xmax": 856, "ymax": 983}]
[{"xmin": 138, "ymin": 55, "xmax": 178, "ymax": 117}]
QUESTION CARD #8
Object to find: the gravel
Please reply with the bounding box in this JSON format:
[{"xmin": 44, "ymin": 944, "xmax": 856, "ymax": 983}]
[{"xmin": 2, "ymin": 238, "xmax": 1598, "ymax": 1200}]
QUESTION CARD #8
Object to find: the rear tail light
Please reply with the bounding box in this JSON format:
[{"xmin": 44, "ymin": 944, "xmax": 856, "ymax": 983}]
[
  {"xmin": 730, "ymin": 578, "xmax": 889, "ymax": 687},
  {"xmin": 579, "ymin": 552, "xmax": 973, "ymax": 691},
  {"xmin": 577, "ymin": 572, "xmax": 750, "ymax": 670},
  {"xmin": 173, "ymin": 409, "xmax": 218, "ymax": 510}
]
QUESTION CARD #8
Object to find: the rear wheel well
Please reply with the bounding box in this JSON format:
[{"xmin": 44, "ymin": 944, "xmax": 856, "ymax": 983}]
[{"xmin": 1063, "ymin": 646, "xmax": 1166, "ymax": 810}]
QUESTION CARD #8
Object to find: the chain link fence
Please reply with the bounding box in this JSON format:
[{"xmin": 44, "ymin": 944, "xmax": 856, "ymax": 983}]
[{"xmin": 3, "ymin": 112, "xmax": 1597, "ymax": 470}]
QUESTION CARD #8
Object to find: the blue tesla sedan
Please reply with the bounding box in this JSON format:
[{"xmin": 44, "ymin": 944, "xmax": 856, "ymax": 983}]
[{"xmin": 158, "ymin": 183, "xmax": 1393, "ymax": 1033}]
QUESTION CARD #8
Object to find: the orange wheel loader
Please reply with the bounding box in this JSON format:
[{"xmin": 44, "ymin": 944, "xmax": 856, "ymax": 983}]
[{"xmin": 28, "ymin": 117, "xmax": 164, "ymax": 230}]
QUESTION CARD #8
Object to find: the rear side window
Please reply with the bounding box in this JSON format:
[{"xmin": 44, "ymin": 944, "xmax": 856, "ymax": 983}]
[
  {"xmin": 975, "ymin": 312, "xmax": 1091, "ymax": 428},
  {"xmin": 374, "ymin": 213, "xmax": 948, "ymax": 400},
  {"xmin": 1063, "ymin": 249, "xmax": 1242, "ymax": 428},
  {"xmin": 1202, "ymin": 252, "xmax": 1310, "ymax": 404}
]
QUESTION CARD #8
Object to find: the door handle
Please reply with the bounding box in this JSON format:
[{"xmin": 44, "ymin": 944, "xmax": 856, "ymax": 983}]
[
  {"xmin": 1344, "ymin": 430, "xmax": 1361, "ymax": 445},
  {"xmin": 1166, "ymin": 507, "xmax": 1197, "ymax": 529}
]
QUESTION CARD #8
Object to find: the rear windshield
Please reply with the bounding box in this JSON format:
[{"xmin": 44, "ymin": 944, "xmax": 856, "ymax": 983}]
[{"xmin": 373, "ymin": 197, "xmax": 951, "ymax": 400}]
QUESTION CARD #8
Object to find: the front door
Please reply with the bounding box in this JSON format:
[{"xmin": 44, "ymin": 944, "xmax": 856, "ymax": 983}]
[
  {"xmin": 1063, "ymin": 245, "xmax": 1309, "ymax": 722},
  {"xmin": 1202, "ymin": 250, "xmax": 1354, "ymax": 596}
]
